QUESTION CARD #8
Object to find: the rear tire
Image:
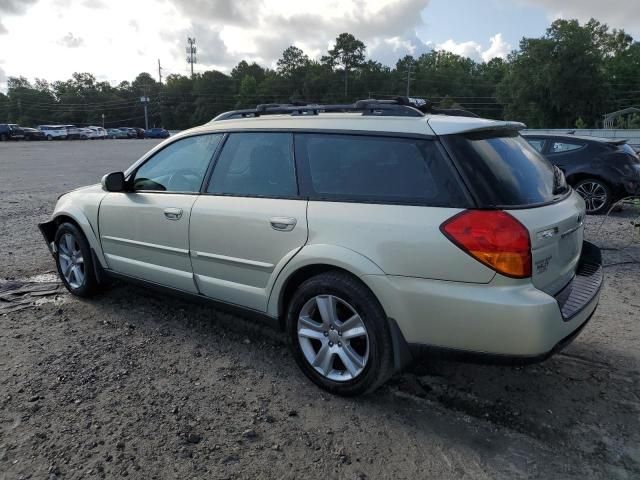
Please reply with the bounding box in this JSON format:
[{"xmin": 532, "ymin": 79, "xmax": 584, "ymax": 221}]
[
  {"xmin": 574, "ymin": 178, "xmax": 611, "ymax": 215},
  {"xmin": 286, "ymin": 271, "xmax": 394, "ymax": 396},
  {"xmin": 0, "ymin": 134, "xmax": 7, "ymax": 141},
  {"xmin": 54, "ymin": 223, "xmax": 100, "ymax": 297}
]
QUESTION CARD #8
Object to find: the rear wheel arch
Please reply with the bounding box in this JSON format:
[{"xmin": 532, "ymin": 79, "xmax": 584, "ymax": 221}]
[
  {"xmin": 566, "ymin": 171, "xmax": 611, "ymax": 188},
  {"xmin": 277, "ymin": 261, "xmax": 410, "ymax": 366},
  {"xmin": 278, "ymin": 264, "xmax": 371, "ymax": 327},
  {"xmin": 269, "ymin": 245, "xmax": 387, "ymax": 322},
  {"xmin": 284, "ymin": 268, "xmax": 398, "ymax": 394}
]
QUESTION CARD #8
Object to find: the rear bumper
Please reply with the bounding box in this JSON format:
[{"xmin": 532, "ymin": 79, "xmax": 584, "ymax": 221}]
[{"xmin": 365, "ymin": 241, "xmax": 603, "ymax": 360}]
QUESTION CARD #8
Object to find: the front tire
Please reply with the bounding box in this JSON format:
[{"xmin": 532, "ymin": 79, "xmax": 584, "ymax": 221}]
[
  {"xmin": 574, "ymin": 178, "xmax": 611, "ymax": 215},
  {"xmin": 54, "ymin": 223, "xmax": 100, "ymax": 297},
  {"xmin": 286, "ymin": 271, "xmax": 394, "ymax": 396}
]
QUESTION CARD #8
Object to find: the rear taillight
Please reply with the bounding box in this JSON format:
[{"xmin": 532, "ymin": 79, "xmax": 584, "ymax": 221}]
[{"xmin": 440, "ymin": 210, "xmax": 532, "ymax": 278}]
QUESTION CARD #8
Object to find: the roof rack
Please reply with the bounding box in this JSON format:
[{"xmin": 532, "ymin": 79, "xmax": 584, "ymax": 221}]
[{"xmin": 210, "ymin": 96, "xmax": 479, "ymax": 122}]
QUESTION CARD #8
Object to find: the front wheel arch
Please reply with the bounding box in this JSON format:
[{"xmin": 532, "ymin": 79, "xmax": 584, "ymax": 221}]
[{"xmin": 54, "ymin": 222, "xmax": 100, "ymax": 296}]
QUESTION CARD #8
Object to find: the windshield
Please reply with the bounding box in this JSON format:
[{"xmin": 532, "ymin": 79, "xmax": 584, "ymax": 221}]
[{"xmin": 444, "ymin": 130, "xmax": 568, "ymax": 207}]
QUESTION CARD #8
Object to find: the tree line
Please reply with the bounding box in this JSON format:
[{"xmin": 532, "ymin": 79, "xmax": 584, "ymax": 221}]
[{"xmin": 1, "ymin": 18, "xmax": 640, "ymax": 130}]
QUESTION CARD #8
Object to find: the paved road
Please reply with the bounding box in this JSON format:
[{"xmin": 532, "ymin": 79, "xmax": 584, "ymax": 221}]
[{"xmin": 0, "ymin": 140, "xmax": 639, "ymax": 479}]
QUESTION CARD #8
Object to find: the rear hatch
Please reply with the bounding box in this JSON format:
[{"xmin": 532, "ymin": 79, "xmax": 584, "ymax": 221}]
[{"xmin": 442, "ymin": 129, "xmax": 585, "ymax": 294}]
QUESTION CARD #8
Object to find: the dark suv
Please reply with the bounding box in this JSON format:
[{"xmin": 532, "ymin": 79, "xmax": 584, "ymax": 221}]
[
  {"xmin": 0, "ymin": 123, "xmax": 25, "ymax": 141},
  {"xmin": 523, "ymin": 133, "xmax": 640, "ymax": 214}
]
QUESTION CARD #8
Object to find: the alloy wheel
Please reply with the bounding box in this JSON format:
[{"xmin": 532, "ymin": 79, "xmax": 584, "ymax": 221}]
[
  {"xmin": 58, "ymin": 233, "xmax": 85, "ymax": 289},
  {"xmin": 297, "ymin": 295, "xmax": 369, "ymax": 382},
  {"xmin": 575, "ymin": 181, "xmax": 608, "ymax": 213}
]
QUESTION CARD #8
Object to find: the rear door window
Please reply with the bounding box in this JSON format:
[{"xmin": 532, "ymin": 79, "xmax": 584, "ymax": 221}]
[
  {"xmin": 444, "ymin": 131, "xmax": 565, "ymax": 207},
  {"xmin": 295, "ymin": 133, "xmax": 468, "ymax": 206},
  {"xmin": 207, "ymin": 132, "xmax": 297, "ymax": 197}
]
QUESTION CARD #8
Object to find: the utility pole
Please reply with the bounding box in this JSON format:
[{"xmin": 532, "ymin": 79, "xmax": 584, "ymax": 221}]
[
  {"xmin": 405, "ymin": 62, "xmax": 415, "ymax": 97},
  {"xmin": 186, "ymin": 37, "xmax": 197, "ymax": 77},
  {"xmin": 158, "ymin": 59, "xmax": 163, "ymax": 84}
]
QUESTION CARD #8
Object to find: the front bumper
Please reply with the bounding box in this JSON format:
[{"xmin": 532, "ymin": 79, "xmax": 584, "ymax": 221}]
[
  {"xmin": 365, "ymin": 241, "xmax": 603, "ymax": 360},
  {"xmin": 38, "ymin": 219, "xmax": 57, "ymax": 256}
]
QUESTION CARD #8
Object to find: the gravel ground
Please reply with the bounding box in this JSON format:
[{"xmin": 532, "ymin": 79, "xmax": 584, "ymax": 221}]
[{"xmin": 0, "ymin": 140, "xmax": 639, "ymax": 480}]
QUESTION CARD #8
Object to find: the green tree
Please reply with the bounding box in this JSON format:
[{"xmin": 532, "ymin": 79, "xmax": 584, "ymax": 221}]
[
  {"xmin": 235, "ymin": 75, "xmax": 258, "ymax": 108},
  {"xmin": 231, "ymin": 61, "xmax": 265, "ymax": 85},
  {"xmin": 277, "ymin": 46, "xmax": 310, "ymax": 94},
  {"xmin": 498, "ymin": 18, "xmax": 616, "ymax": 127},
  {"xmin": 575, "ymin": 116, "xmax": 588, "ymax": 128},
  {"xmin": 322, "ymin": 33, "xmax": 366, "ymax": 99},
  {"xmin": 0, "ymin": 92, "xmax": 8, "ymax": 122},
  {"xmin": 161, "ymin": 74, "xmax": 193, "ymax": 129}
]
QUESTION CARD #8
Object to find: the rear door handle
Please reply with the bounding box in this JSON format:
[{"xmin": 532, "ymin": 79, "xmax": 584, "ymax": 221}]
[
  {"xmin": 269, "ymin": 216, "xmax": 297, "ymax": 232},
  {"xmin": 164, "ymin": 208, "xmax": 183, "ymax": 220}
]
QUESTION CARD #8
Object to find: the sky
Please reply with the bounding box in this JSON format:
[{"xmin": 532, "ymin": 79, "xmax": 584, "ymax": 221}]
[{"xmin": 0, "ymin": 0, "xmax": 639, "ymax": 91}]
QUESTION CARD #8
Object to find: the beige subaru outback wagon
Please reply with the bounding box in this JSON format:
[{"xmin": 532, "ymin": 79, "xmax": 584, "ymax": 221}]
[{"xmin": 39, "ymin": 98, "xmax": 603, "ymax": 395}]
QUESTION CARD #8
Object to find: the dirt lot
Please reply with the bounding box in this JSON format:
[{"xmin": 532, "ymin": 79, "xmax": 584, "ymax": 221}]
[{"xmin": 1, "ymin": 140, "xmax": 639, "ymax": 480}]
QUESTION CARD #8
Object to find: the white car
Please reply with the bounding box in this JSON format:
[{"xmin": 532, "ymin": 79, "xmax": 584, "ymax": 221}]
[
  {"xmin": 39, "ymin": 98, "xmax": 603, "ymax": 395},
  {"xmin": 38, "ymin": 125, "xmax": 68, "ymax": 140},
  {"xmin": 61, "ymin": 125, "xmax": 83, "ymax": 140},
  {"xmin": 87, "ymin": 126, "xmax": 108, "ymax": 139}
]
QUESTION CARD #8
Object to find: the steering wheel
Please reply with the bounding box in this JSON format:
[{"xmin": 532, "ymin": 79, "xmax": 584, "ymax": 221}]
[{"xmin": 167, "ymin": 168, "xmax": 200, "ymax": 191}]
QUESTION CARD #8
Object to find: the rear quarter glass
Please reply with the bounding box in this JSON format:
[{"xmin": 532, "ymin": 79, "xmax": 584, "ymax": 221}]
[
  {"xmin": 294, "ymin": 133, "xmax": 470, "ymax": 207},
  {"xmin": 443, "ymin": 131, "xmax": 567, "ymax": 208}
]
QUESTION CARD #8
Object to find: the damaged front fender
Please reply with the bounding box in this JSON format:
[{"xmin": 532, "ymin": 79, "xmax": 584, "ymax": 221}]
[{"xmin": 38, "ymin": 220, "xmax": 58, "ymax": 256}]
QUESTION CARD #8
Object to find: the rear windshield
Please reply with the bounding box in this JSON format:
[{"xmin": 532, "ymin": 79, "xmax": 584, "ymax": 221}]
[{"xmin": 444, "ymin": 130, "xmax": 564, "ymax": 207}]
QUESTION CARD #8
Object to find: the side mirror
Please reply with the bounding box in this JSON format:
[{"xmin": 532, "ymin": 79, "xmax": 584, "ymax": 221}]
[{"xmin": 101, "ymin": 172, "xmax": 126, "ymax": 192}]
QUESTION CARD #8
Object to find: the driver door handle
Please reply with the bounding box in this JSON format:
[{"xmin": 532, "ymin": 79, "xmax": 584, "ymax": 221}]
[{"xmin": 164, "ymin": 208, "xmax": 183, "ymax": 221}]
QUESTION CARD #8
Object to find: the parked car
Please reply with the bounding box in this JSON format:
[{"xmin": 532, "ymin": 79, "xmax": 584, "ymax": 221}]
[
  {"xmin": 38, "ymin": 125, "xmax": 68, "ymax": 140},
  {"xmin": 62, "ymin": 125, "xmax": 82, "ymax": 140},
  {"xmin": 107, "ymin": 128, "xmax": 128, "ymax": 139},
  {"xmin": 133, "ymin": 127, "xmax": 146, "ymax": 139},
  {"xmin": 39, "ymin": 99, "xmax": 603, "ymax": 396},
  {"xmin": 23, "ymin": 127, "xmax": 46, "ymax": 140},
  {"xmin": 84, "ymin": 127, "xmax": 106, "ymax": 139},
  {"xmin": 523, "ymin": 133, "xmax": 640, "ymax": 214},
  {"xmin": 144, "ymin": 127, "xmax": 170, "ymax": 139},
  {"xmin": 0, "ymin": 123, "xmax": 25, "ymax": 140},
  {"xmin": 118, "ymin": 127, "xmax": 137, "ymax": 139}
]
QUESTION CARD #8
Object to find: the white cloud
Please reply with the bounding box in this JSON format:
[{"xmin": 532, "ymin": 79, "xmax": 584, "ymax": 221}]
[
  {"xmin": 0, "ymin": 0, "xmax": 509, "ymax": 92},
  {"xmin": 435, "ymin": 33, "xmax": 511, "ymax": 62},
  {"xmin": 1, "ymin": 0, "xmax": 436, "ymax": 85},
  {"xmin": 58, "ymin": 32, "xmax": 85, "ymax": 48},
  {"xmin": 481, "ymin": 33, "xmax": 511, "ymax": 62},
  {"xmin": 170, "ymin": 0, "xmax": 433, "ymax": 69},
  {"xmin": 521, "ymin": 0, "xmax": 640, "ymax": 35},
  {"xmin": 436, "ymin": 39, "xmax": 483, "ymax": 60},
  {"xmin": 0, "ymin": 0, "xmax": 38, "ymax": 34}
]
